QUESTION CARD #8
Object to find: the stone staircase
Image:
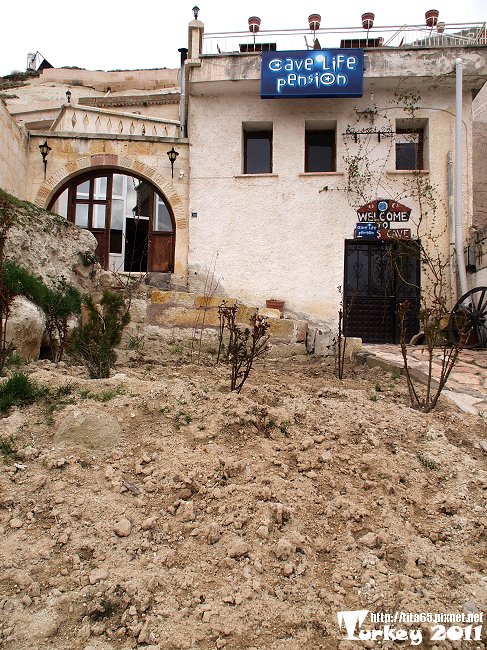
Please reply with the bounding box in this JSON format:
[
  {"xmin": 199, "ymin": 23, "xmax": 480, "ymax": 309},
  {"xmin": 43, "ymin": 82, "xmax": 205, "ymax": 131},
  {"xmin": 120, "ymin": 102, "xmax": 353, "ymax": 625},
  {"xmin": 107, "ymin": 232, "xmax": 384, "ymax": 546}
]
[{"xmin": 146, "ymin": 290, "xmax": 308, "ymax": 348}]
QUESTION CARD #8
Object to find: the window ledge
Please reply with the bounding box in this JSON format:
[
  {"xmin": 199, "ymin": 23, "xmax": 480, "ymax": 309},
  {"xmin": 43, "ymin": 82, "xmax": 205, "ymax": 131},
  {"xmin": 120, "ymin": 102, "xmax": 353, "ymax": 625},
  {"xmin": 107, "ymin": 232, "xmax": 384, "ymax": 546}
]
[
  {"xmin": 234, "ymin": 173, "xmax": 278, "ymax": 178},
  {"xmin": 299, "ymin": 171, "xmax": 344, "ymax": 177},
  {"xmin": 387, "ymin": 169, "xmax": 430, "ymax": 175}
]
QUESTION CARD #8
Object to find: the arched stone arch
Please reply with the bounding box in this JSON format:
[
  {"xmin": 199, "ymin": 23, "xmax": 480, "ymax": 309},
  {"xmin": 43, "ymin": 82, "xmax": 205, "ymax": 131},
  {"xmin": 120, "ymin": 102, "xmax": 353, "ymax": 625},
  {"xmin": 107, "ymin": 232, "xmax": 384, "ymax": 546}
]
[
  {"xmin": 35, "ymin": 153, "xmax": 188, "ymax": 279},
  {"xmin": 34, "ymin": 154, "xmax": 186, "ymax": 230}
]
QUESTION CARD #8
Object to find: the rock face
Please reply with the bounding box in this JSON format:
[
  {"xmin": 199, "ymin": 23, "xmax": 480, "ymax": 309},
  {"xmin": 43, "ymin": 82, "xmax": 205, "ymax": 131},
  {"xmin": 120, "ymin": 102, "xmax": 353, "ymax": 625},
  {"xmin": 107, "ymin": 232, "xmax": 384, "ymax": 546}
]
[
  {"xmin": 54, "ymin": 408, "xmax": 123, "ymax": 449},
  {"xmin": 6, "ymin": 206, "xmax": 97, "ymax": 294},
  {"xmin": 0, "ymin": 200, "xmax": 99, "ymax": 362},
  {"xmin": 5, "ymin": 296, "xmax": 46, "ymax": 361}
]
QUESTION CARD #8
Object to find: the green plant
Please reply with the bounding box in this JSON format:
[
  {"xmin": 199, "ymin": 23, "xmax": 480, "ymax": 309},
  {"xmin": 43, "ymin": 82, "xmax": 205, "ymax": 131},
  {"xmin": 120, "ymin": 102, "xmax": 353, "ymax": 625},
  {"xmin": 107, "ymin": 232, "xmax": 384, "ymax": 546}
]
[
  {"xmin": 0, "ymin": 372, "xmax": 44, "ymax": 412},
  {"xmin": 279, "ymin": 422, "xmax": 289, "ymax": 436},
  {"xmin": 81, "ymin": 251, "xmax": 99, "ymax": 267},
  {"xmin": 0, "ymin": 194, "xmax": 19, "ymax": 373},
  {"xmin": 227, "ymin": 313, "xmax": 270, "ymax": 393},
  {"xmin": 5, "ymin": 352, "xmax": 25, "ymax": 368},
  {"xmin": 2, "ymin": 263, "xmax": 81, "ymax": 362},
  {"xmin": 79, "ymin": 385, "xmax": 125, "ymax": 401},
  {"xmin": 0, "ymin": 435, "xmax": 17, "ymax": 461},
  {"xmin": 175, "ymin": 411, "xmax": 192, "ymax": 427},
  {"xmin": 43, "ymin": 277, "xmax": 82, "ymax": 362},
  {"xmin": 44, "ymin": 383, "xmax": 76, "ymax": 423},
  {"xmin": 127, "ymin": 332, "xmax": 144, "ymax": 350},
  {"xmin": 68, "ymin": 291, "xmax": 130, "ymax": 379}
]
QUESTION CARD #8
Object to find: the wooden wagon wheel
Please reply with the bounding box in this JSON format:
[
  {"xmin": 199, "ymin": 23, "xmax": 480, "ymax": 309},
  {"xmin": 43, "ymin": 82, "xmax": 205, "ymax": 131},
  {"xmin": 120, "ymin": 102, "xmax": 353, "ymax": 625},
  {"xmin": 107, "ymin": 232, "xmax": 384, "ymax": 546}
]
[{"xmin": 448, "ymin": 287, "xmax": 487, "ymax": 349}]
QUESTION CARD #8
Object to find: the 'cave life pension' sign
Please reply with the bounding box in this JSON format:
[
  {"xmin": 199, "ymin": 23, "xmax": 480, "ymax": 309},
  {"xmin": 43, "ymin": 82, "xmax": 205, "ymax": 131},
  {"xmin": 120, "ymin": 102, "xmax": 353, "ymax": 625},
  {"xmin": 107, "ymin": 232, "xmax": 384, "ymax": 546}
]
[{"xmin": 261, "ymin": 49, "xmax": 364, "ymax": 99}]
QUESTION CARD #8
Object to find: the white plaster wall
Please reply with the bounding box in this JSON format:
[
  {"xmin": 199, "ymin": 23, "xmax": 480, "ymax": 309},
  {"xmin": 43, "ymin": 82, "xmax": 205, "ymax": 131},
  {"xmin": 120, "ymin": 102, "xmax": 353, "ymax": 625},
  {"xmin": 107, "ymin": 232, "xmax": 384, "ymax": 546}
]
[
  {"xmin": 188, "ymin": 82, "xmax": 473, "ymax": 326},
  {"xmin": 0, "ymin": 101, "xmax": 28, "ymax": 197}
]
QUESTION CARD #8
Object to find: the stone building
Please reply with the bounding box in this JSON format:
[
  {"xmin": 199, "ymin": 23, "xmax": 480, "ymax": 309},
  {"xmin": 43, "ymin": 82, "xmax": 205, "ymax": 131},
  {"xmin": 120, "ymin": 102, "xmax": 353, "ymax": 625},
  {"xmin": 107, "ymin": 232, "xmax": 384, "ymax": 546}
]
[
  {"xmin": 186, "ymin": 17, "xmax": 487, "ymax": 342},
  {"xmin": 1, "ymin": 14, "xmax": 487, "ymax": 343},
  {"xmin": 0, "ymin": 66, "xmax": 189, "ymax": 286}
]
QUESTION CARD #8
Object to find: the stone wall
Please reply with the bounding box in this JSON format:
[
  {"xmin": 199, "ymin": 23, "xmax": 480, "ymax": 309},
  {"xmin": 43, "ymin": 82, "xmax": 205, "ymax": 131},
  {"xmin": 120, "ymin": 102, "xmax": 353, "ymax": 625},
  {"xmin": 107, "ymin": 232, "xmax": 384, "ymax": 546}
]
[
  {"xmin": 0, "ymin": 100, "xmax": 28, "ymax": 197},
  {"xmin": 38, "ymin": 68, "xmax": 179, "ymax": 92}
]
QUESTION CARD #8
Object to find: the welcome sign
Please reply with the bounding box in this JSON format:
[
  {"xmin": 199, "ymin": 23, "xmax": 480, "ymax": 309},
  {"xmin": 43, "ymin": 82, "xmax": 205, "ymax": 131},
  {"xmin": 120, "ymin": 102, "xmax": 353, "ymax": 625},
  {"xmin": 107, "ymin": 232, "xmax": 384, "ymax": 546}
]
[{"xmin": 261, "ymin": 49, "xmax": 364, "ymax": 99}]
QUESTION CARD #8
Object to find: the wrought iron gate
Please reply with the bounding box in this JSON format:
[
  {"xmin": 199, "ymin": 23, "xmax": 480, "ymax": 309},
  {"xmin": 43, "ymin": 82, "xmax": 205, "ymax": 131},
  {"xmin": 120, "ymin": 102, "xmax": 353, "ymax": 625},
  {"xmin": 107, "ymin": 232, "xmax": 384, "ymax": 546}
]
[{"xmin": 344, "ymin": 239, "xmax": 420, "ymax": 344}]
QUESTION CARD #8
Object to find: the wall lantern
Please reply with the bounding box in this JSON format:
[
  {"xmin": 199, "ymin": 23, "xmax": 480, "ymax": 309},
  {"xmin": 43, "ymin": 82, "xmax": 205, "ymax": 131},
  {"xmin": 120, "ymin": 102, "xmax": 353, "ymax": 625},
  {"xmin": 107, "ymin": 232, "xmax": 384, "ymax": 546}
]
[
  {"xmin": 425, "ymin": 9, "xmax": 439, "ymax": 28},
  {"xmin": 66, "ymin": 89, "xmax": 71, "ymax": 104},
  {"xmin": 39, "ymin": 140, "xmax": 52, "ymax": 178},
  {"xmin": 192, "ymin": 5, "xmax": 199, "ymax": 19},
  {"xmin": 167, "ymin": 147, "xmax": 179, "ymax": 178}
]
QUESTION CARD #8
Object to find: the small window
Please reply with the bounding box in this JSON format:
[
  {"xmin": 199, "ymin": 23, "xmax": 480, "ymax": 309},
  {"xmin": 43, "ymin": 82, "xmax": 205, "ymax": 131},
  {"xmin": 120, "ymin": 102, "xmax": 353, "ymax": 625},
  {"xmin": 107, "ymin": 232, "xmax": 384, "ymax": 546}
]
[
  {"xmin": 243, "ymin": 128, "xmax": 273, "ymax": 174},
  {"xmin": 305, "ymin": 130, "xmax": 336, "ymax": 172},
  {"xmin": 396, "ymin": 128, "xmax": 424, "ymax": 170}
]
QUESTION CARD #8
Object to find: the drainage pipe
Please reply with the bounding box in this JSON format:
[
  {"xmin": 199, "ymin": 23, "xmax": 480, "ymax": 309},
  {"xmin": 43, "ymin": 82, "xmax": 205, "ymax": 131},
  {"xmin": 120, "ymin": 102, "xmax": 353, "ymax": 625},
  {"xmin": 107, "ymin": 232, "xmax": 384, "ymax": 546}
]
[
  {"xmin": 178, "ymin": 48, "xmax": 188, "ymax": 138},
  {"xmin": 447, "ymin": 151, "xmax": 456, "ymax": 294},
  {"xmin": 455, "ymin": 57, "xmax": 468, "ymax": 297}
]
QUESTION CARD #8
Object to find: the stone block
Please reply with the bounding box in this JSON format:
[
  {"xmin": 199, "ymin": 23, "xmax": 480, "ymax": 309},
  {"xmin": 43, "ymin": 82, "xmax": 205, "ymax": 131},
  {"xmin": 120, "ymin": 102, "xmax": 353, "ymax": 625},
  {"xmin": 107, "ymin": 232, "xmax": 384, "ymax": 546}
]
[
  {"xmin": 146, "ymin": 304, "xmax": 220, "ymax": 329},
  {"xmin": 267, "ymin": 343, "xmax": 308, "ymax": 358},
  {"xmin": 151, "ymin": 290, "xmax": 195, "ymax": 306},
  {"xmin": 268, "ymin": 319, "xmax": 295, "ymax": 341},
  {"xmin": 145, "ymin": 272, "xmax": 172, "ymax": 290},
  {"xmin": 344, "ymin": 337, "xmax": 362, "ymax": 358},
  {"xmin": 306, "ymin": 326, "xmax": 318, "ymax": 353},
  {"xmin": 294, "ymin": 320, "xmax": 308, "ymax": 343},
  {"xmin": 314, "ymin": 330, "xmax": 336, "ymax": 356},
  {"xmin": 236, "ymin": 305, "xmax": 258, "ymax": 325},
  {"xmin": 151, "ymin": 290, "xmax": 174, "ymax": 305},
  {"xmin": 195, "ymin": 295, "xmax": 238, "ymax": 308},
  {"xmin": 258, "ymin": 307, "xmax": 281, "ymax": 320}
]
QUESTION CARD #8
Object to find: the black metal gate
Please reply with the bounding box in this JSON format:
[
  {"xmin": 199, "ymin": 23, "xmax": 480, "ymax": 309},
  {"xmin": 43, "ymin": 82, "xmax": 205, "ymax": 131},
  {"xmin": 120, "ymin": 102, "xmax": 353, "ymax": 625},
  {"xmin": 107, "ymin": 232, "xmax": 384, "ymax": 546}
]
[{"xmin": 344, "ymin": 239, "xmax": 420, "ymax": 344}]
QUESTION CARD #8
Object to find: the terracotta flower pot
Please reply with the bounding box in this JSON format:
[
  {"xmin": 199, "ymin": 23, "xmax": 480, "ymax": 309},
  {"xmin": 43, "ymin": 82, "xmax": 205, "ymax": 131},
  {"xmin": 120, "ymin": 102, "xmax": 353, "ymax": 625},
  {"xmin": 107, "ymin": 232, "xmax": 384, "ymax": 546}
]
[
  {"xmin": 266, "ymin": 299, "xmax": 285, "ymax": 314},
  {"xmin": 308, "ymin": 14, "xmax": 321, "ymax": 31},
  {"xmin": 425, "ymin": 9, "xmax": 439, "ymax": 27},
  {"xmin": 248, "ymin": 16, "xmax": 261, "ymax": 33},
  {"xmin": 361, "ymin": 12, "xmax": 375, "ymax": 30}
]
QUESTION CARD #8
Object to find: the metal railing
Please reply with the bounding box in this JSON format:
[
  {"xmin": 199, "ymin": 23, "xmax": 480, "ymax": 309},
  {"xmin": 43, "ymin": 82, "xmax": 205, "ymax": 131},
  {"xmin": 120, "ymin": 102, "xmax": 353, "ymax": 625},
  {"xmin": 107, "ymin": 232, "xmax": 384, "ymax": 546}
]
[{"xmin": 202, "ymin": 22, "xmax": 487, "ymax": 55}]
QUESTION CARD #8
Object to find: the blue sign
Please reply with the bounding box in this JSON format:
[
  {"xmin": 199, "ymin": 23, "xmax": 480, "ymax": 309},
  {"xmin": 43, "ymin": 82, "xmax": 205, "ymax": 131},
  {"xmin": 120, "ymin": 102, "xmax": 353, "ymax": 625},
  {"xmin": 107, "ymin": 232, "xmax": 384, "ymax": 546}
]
[
  {"xmin": 261, "ymin": 49, "xmax": 364, "ymax": 99},
  {"xmin": 355, "ymin": 223, "xmax": 378, "ymax": 239}
]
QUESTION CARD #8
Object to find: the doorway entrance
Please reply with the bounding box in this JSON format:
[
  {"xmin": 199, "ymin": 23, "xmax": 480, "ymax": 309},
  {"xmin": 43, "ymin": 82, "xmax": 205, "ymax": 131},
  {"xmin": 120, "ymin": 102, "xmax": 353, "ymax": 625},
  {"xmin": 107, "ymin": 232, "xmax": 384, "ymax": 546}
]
[
  {"xmin": 48, "ymin": 171, "xmax": 175, "ymax": 273},
  {"xmin": 344, "ymin": 239, "xmax": 420, "ymax": 343}
]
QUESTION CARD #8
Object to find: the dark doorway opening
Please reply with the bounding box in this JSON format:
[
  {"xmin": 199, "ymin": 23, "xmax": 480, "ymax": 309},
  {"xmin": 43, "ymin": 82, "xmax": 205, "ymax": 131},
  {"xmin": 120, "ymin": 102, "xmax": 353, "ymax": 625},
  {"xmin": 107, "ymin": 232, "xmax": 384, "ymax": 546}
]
[
  {"xmin": 124, "ymin": 218, "xmax": 148, "ymax": 272},
  {"xmin": 344, "ymin": 239, "xmax": 421, "ymax": 344}
]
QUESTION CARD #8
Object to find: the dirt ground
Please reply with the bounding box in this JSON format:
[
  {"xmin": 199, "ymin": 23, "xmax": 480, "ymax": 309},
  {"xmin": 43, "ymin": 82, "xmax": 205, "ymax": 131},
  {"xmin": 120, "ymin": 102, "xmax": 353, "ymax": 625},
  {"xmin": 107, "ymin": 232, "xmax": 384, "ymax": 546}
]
[{"xmin": 0, "ymin": 335, "xmax": 486, "ymax": 650}]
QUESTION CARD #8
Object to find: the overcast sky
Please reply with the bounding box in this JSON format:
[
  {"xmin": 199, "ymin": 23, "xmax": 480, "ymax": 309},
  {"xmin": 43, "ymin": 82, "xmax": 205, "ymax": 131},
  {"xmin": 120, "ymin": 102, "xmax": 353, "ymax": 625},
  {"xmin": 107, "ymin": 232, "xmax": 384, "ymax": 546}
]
[{"xmin": 1, "ymin": 0, "xmax": 485, "ymax": 77}]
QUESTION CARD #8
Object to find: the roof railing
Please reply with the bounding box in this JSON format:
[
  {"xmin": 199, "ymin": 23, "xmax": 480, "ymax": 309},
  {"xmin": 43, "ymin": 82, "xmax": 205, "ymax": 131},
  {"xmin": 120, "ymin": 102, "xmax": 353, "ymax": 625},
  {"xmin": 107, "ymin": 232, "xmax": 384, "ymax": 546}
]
[{"xmin": 202, "ymin": 22, "xmax": 487, "ymax": 55}]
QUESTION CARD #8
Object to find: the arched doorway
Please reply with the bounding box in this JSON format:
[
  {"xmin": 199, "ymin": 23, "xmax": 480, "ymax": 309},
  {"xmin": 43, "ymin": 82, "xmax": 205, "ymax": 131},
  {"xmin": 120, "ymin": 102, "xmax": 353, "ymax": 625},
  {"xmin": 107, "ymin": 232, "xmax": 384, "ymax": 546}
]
[{"xmin": 48, "ymin": 170, "xmax": 175, "ymax": 273}]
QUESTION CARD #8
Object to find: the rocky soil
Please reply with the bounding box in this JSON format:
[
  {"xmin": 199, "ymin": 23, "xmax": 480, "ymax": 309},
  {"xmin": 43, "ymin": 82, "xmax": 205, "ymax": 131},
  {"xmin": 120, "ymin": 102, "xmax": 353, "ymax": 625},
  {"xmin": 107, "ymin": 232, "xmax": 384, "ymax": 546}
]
[{"xmin": 0, "ymin": 337, "xmax": 486, "ymax": 650}]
